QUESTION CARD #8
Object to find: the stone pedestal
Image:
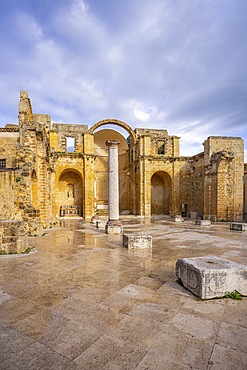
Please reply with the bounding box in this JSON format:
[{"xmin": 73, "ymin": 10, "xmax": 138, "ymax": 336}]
[
  {"xmin": 105, "ymin": 220, "xmax": 123, "ymax": 234},
  {"xmin": 96, "ymin": 220, "xmax": 107, "ymax": 229},
  {"xmin": 195, "ymin": 220, "xmax": 211, "ymax": 226},
  {"xmin": 91, "ymin": 216, "xmax": 98, "ymax": 224},
  {"xmin": 230, "ymin": 222, "xmax": 247, "ymax": 231},
  {"xmin": 191, "ymin": 212, "xmax": 197, "ymax": 219},
  {"xmin": 0, "ymin": 220, "xmax": 28, "ymax": 254},
  {"xmin": 174, "ymin": 215, "xmax": 184, "ymax": 222},
  {"xmin": 105, "ymin": 140, "xmax": 122, "ymax": 234},
  {"xmin": 123, "ymin": 234, "xmax": 152, "ymax": 249},
  {"xmin": 176, "ymin": 256, "xmax": 247, "ymax": 299}
]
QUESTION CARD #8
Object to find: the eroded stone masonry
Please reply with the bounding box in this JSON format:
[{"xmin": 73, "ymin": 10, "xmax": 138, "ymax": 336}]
[{"xmin": 0, "ymin": 90, "xmax": 246, "ymax": 236}]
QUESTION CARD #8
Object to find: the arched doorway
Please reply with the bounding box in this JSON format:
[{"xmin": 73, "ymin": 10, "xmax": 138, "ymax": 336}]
[
  {"xmin": 58, "ymin": 170, "xmax": 83, "ymax": 217},
  {"xmin": 151, "ymin": 171, "xmax": 171, "ymax": 215}
]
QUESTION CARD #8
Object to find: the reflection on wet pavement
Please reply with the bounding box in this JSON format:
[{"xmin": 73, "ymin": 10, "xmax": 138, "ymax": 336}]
[{"xmin": 0, "ymin": 217, "xmax": 247, "ymax": 369}]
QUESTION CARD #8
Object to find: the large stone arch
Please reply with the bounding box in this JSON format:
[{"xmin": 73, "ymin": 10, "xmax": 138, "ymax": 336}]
[
  {"xmin": 89, "ymin": 119, "xmax": 137, "ymax": 144},
  {"xmin": 151, "ymin": 171, "xmax": 172, "ymax": 215}
]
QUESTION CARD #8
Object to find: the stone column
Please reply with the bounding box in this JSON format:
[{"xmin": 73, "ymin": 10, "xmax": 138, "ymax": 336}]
[{"xmin": 105, "ymin": 140, "xmax": 123, "ymax": 234}]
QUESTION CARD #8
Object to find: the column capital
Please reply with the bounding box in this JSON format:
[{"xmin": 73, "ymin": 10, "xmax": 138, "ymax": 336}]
[{"xmin": 105, "ymin": 140, "xmax": 120, "ymax": 149}]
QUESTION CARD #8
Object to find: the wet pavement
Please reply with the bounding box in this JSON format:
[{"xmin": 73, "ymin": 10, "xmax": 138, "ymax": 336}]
[{"xmin": 0, "ymin": 217, "xmax": 247, "ymax": 370}]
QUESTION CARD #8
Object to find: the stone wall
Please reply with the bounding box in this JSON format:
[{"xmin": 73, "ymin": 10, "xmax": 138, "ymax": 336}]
[
  {"xmin": 0, "ymin": 90, "xmax": 245, "ymax": 229},
  {"xmin": 13, "ymin": 90, "xmax": 54, "ymax": 232},
  {"xmin": 179, "ymin": 153, "xmax": 205, "ymax": 217},
  {"xmin": 244, "ymin": 164, "xmax": 247, "ymax": 222},
  {"xmin": 0, "ymin": 131, "xmax": 19, "ymax": 168},
  {"xmin": 204, "ymin": 137, "xmax": 244, "ymax": 221},
  {"xmin": 0, "ymin": 220, "xmax": 28, "ymax": 254},
  {"xmin": 50, "ymin": 123, "xmax": 87, "ymax": 153},
  {"xmin": 0, "ymin": 170, "xmax": 19, "ymax": 219}
]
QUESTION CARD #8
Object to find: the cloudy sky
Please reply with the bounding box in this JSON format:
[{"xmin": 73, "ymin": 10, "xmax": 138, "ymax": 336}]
[{"xmin": 0, "ymin": 0, "xmax": 247, "ymax": 158}]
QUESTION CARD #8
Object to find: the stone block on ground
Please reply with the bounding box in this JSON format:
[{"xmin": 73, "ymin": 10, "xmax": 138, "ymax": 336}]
[
  {"xmin": 0, "ymin": 220, "xmax": 28, "ymax": 254},
  {"xmin": 176, "ymin": 256, "xmax": 247, "ymax": 299},
  {"xmin": 105, "ymin": 220, "xmax": 123, "ymax": 234},
  {"xmin": 91, "ymin": 216, "xmax": 99, "ymax": 224},
  {"xmin": 123, "ymin": 234, "xmax": 152, "ymax": 249},
  {"xmin": 96, "ymin": 220, "xmax": 107, "ymax": 229},
  {"xmin": 190, "ymin": 211, "xmax": 197, "ymax": 219},
  {"xmin": 195, "ymin": 220, "xmax": 211, "ymax": 226},
  {"xmin": 173, "ymin": 215, "xmax": 184, "ymax": 222},
  {"xmin": 230, "ymin": 222, "xmax": 247, "ymax": 231}
]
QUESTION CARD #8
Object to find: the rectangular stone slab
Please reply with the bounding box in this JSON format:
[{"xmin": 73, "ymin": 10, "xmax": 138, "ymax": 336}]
[
  {"xmin": 230, "ymin": 222, "xmax": 247, "ymax": 231},
  {"xmin": 96, "ymin": 220, "xmax": 106, "ymax": 229},
  {"xmin": 173, "ymin": 216, "xmax": 184, "ymax": 222},
  {"xmin": 176, "ymin": 256, "xmax": 247, "ymax": 299},
  {"xmin": 123, "ymin": 234, "xmax": 152, "ymax": 249},
  {"xmin": 0, "ymin": 220, "xmax": 28, "ymax": 254}
]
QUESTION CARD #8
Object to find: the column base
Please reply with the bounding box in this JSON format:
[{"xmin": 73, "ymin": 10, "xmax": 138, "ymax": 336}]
[{"xmin": 105, "ymin": 220, "xmax": 123, "ymax": 234}]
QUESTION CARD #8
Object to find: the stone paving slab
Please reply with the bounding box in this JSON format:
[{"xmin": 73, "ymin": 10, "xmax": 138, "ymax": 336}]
[
  {"xmin": 230, "ymin": 222, "xmax": 247, "ymax": 231},
  {"xmin": 0, "ymin": 218, "xmax": 247, "ymax": 369}
]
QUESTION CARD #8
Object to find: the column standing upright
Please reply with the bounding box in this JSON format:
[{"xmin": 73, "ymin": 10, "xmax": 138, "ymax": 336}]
[{"xmin": 105, "ymin": 140, "xmax": 123, "ymax": 234}]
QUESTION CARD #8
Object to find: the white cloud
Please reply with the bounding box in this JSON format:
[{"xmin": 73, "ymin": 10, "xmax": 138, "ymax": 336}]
[
  {"xmin": 123, "ymin": 99, "xmax": 157, "ymax": 124},
  {"xmin": 134, "ymin": 109, "xmax": 150, "ymax": 122},
  {"xmin": 0, "ymin": 0, "xmax": 247, "ymax": 159}
]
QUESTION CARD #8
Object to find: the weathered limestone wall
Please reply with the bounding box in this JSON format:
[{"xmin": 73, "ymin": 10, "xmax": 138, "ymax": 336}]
[
  {"xmin": 203, "ymin": 137, "xmax": 244, "ymax": 221},
  {"xmin": 82, "ymin": 133, "xmax": 94, "ymax": 219},
  {"xmin": 0, "ymin": 170, "xmax": 19, "ymax": 219},
  {"xmin": 94, "ymin": 156, "xmax": 108, "ymax": 211},
  {"xmin": 0, "ymin": 131, "xmax": 19, "ymax": 168},
  {"xmin": 179, "ymin": 153, "xmax": 205, "ymax": 217},
  {"xmin": 128, "ymin": 144, "xmax": 137, "ymax": 215},
  {"xmin": 33, "ymin": 114, "xmax": 51, "ymax": 131},
  {"xmin": 119, "ymin": 152, "xmax": 130, "ymax": 213},
  {"xmin": 50, "ymin": 123, "xmax": 87, "ymax": 153},
  {"xmin": 244, "ymin": 164, "xmax": 247, "ymax": 222},
  {"xmin": 0, "ymin": 220, "xmax": 28, "ymax": 254},
  {"xmin": 0, "ymin": 90, "xmax": 245, "ymax": 227},
  {"xmin": 18, "ymin": 90, "xmax": 33, "ymax": 130},
  {"xmin": 133, "ymin": 129, "xmax": 184, "ymax": 217},
  {"xmin": 16, "ymin": 90, "xmax": 54, "ymax": 232}
]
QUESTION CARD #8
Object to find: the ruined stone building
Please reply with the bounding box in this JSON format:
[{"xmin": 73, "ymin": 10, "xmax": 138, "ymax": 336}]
[{"xmin": 0, "ymin": 90, "xmax": 245, "ymax": 234}]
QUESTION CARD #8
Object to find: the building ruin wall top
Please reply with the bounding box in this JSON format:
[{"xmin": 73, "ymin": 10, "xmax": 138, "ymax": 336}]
[
  {"xmin": 135, "ymin": 128, "xmax": 169, "ymax": 137},
  {"xmin": 51, "ymin": 123, "xmax": 88, "ymax": 134},
  {"xmin": 188, "ymin": 152, "xmax": 205, "ymax": 160},
  {"xmin": 206, "ymin": 136, "xmax": 243, "ymax": 140},
  {"xmin": 0, "ymin": 124, "xmax": 19, "ymax": 132},
  {"xmin": 19, "ymin": 90, "xmax": 33, "ymax": 122}
]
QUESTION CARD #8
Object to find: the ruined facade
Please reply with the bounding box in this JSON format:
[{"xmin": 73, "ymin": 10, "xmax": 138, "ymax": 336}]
[{"xmin": 0, "ymin": 91, "xmax": 245, "ymax": 234}]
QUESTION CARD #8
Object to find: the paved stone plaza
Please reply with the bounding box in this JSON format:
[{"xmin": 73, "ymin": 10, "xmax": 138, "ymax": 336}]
[{"xmin": 0, "ymin": 218, "xmax": 247, "ymax": 369}]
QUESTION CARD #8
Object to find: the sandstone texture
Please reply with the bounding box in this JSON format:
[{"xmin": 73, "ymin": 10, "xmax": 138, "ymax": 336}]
[
  {"xmin": 123, "ymin": 234, "xmax": 152, "ymax": 249},
  {"xmin": 176, "ymin": 256, "xmax": 247, "ymax": 299},
  {"xmin": 0, "ymin": 90, "xmax": 246, "ymax": 238},
  {"xmin": 0, "ymin": 220, "xmax": 28, "ymax": 254},
  {"xmin": 230, "ymin": 222, "xmax": 247, "ymax": 231}
]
